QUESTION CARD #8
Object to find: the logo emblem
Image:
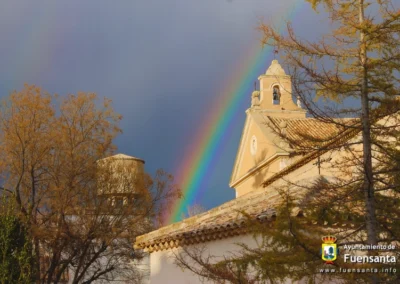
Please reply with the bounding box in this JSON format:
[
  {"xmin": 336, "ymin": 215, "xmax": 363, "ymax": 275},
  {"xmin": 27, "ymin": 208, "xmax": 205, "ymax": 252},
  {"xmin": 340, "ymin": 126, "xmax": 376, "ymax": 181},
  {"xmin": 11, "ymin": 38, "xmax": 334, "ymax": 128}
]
[{"xmin": 321, "ymin": 236, "xmax": 338, "ymax": 265}]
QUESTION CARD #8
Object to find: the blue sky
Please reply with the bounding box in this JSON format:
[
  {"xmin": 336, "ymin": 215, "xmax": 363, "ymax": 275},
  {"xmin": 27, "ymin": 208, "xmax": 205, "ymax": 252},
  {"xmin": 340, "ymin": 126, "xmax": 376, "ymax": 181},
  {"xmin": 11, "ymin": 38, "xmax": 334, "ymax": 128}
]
[{"xmin": 0, "ymin": 0, "xmax": 331, "ymax": 212}]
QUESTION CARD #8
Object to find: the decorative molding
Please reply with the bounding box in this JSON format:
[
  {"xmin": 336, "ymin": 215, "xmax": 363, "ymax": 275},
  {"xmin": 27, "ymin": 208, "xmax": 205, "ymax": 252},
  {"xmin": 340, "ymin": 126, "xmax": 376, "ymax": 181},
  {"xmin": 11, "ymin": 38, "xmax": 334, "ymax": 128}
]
[{"xmin": 229, "ymin": 114, "xmax": 252, "ymax": 185}]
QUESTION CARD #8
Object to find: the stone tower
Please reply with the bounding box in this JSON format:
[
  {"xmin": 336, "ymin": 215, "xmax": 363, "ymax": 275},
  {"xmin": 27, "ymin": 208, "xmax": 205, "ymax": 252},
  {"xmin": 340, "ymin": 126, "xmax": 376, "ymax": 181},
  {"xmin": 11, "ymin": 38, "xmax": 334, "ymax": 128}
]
[{"xmin": 97, "ymin": 153, "xmax": 146, "ymax": 207}]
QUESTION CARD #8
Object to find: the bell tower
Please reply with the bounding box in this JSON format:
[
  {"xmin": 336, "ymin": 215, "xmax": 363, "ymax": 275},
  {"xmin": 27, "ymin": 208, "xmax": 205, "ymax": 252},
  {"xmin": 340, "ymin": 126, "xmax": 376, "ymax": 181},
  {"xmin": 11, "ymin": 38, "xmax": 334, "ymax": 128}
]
[
  {"xmin": 256, "ymin": 60, "xmax": 306, "ymax": 118},
  {"xmin": 231, "ymin": 59, "xmax": 308, "ymax": 197}
]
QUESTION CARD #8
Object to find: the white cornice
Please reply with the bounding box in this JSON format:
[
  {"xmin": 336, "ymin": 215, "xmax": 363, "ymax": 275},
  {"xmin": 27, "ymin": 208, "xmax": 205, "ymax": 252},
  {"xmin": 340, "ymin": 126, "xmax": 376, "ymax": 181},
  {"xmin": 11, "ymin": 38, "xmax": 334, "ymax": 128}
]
[
  {"xmin": 258, "ymin": 109, "xmax": 307, "ymax": 114},
  {"xmin": 258, "ymin": 74, "xmax": 291, "ymax": 80}
]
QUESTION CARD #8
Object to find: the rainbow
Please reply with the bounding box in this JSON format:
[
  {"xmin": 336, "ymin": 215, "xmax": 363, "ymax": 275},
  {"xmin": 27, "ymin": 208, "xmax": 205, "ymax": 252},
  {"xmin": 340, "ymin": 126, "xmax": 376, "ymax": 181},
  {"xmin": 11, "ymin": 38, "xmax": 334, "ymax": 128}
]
[{"xmin": 167, "ymin": 1, "xmax": 305, "ymax": 224}]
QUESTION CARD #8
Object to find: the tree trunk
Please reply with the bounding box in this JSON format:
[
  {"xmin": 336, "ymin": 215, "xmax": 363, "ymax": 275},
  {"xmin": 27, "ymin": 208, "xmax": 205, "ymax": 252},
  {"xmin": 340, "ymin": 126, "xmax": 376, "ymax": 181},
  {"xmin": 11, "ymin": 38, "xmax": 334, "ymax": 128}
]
[
  {"xmin": 359, "ymin": 2, "xmax": 378, "ymax": 283},
  {"xmin": 359, "ymin": 0, "xmax": 378, "ymax": 247}
]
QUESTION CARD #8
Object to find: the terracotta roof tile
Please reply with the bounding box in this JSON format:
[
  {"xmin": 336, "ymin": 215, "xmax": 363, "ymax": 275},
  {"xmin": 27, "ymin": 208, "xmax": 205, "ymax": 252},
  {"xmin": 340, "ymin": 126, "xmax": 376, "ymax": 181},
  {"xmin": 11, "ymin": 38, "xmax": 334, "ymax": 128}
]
[
  {"xmin": 135, "ymin": 188, "xmax": 282, "ymax": 251},
  {"xmin": 264, "ymin": 115, "xmax": 356, "ymax": 149}
]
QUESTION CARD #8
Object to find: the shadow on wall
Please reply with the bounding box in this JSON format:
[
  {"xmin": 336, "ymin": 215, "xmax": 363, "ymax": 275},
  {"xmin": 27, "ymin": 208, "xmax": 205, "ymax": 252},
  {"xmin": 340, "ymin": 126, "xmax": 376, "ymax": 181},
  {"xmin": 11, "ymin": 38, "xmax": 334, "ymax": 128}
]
[
  {"xmin": 251, "ymin": 149, "xmax": 268, "ymax": 190},
  {"xmin": 150, "ymin": 251, "xmax": 200, "ymax": 284}
]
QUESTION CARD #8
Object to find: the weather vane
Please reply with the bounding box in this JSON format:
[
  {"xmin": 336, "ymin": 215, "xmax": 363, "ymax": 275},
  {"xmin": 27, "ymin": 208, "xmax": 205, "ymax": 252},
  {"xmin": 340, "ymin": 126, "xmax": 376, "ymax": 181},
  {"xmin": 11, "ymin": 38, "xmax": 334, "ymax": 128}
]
[{"xmin": 273, "ymin": 48, "xmax": 279, "ymax": 59}]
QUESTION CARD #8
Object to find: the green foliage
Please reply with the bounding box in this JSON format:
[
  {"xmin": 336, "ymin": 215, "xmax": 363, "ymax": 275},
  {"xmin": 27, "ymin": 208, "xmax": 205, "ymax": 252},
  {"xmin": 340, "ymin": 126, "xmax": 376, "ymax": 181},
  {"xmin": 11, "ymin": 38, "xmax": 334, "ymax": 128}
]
[{"xmin": 0, "ymin": 198, "xmax": 34, "ymax": 284}]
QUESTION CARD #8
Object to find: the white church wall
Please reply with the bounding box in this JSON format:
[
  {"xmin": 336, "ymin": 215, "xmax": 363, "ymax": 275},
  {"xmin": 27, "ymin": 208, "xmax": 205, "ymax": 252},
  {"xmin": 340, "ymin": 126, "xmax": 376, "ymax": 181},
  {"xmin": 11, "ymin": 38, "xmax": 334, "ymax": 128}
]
[
  {"xmin": 149, "ymin": 234, "xmax": 257, "ymax": 284},
  {"xmin": 149, "ymin": 234, "xmax": 317, "ymax": 284}
]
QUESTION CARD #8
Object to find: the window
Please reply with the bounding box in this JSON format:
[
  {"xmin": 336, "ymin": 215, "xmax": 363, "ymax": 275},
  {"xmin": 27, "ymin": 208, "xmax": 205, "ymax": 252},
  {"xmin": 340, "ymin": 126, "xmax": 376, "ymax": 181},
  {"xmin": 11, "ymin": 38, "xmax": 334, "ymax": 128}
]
[
  {"xmin": 250, "ymin": 135, "xmax": 257, "ymax": 156},
  {"xmin": 273, "ymin": 86, "xmax": 280, "ymax": 105},
  {"xmin": 131, "ymin": 194, "xmax": 143, "ymax": 207},
  {"xmin": 115, "ymin": 197, "xmax": 123, "ymax": 208}
]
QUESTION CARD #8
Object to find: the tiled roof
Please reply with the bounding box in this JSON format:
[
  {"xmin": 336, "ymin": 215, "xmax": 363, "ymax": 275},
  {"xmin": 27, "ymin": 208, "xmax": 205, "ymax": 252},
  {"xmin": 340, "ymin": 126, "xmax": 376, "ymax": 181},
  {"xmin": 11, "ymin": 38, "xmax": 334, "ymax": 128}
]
[
  {"xmin": 135, "ymin": 187, "xmax": 283, "ymax": 252},
  {"xmin": 261, "ymin": 108, "xmax": 399, "ymax": 188},
  {"xmin": 261, "ymin": 117, "xmax": 361, "ymax": 188},
  {"xmin": 134, "ymin": 175, "xmax": 357, "ymax": 252},
  {"xmin": 264, "ymin": 115, "xmax": 356, "ymax": 150},
  {"xmin": 135, "ymin": 178, "xmax": 356, "ymax": 252}
]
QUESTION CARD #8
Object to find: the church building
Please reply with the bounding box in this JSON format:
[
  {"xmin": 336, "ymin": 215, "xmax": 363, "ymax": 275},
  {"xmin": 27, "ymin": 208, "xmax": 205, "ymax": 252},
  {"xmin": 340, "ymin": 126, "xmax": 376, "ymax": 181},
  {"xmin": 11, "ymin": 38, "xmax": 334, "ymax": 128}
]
[{"xmin": 134, "ymin": 60, "xmax": 366, "ymax": 283}]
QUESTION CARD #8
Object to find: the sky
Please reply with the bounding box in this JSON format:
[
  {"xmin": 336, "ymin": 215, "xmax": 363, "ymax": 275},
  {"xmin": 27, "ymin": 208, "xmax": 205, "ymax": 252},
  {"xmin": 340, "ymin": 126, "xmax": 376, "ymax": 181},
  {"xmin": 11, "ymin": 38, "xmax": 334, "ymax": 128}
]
[{"xmin": 0, "ymin": 0, "xmax": 332, "ymax": 220}]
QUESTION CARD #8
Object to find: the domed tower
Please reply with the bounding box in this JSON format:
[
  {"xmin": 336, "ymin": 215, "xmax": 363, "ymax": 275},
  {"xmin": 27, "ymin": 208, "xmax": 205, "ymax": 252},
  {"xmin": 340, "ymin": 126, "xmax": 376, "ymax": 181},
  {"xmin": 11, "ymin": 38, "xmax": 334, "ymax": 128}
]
[
  {"xmin": 256, "ymin": 59, "xmax": 306, "ymax": 118},
  {"xmin": 97, "ymin": 153, "xmax": 146, "ymax": 208}
]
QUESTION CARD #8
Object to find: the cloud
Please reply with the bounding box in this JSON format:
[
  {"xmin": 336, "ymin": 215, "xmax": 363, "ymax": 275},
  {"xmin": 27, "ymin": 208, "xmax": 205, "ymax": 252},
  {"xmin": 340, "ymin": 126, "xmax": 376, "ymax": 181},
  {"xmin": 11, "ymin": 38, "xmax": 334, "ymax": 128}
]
[{"xmin": 0, "ymin": 0, "xmax": 327, "ymax": 211}]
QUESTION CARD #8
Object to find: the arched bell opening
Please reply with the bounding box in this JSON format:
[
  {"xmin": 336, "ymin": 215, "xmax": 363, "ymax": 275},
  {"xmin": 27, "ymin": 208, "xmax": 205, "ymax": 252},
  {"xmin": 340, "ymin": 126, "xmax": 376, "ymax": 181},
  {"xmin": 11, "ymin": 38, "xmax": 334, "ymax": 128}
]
[{"xmin": 272, "ymin": 85, "xmax": 281, "ymax": 105}]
